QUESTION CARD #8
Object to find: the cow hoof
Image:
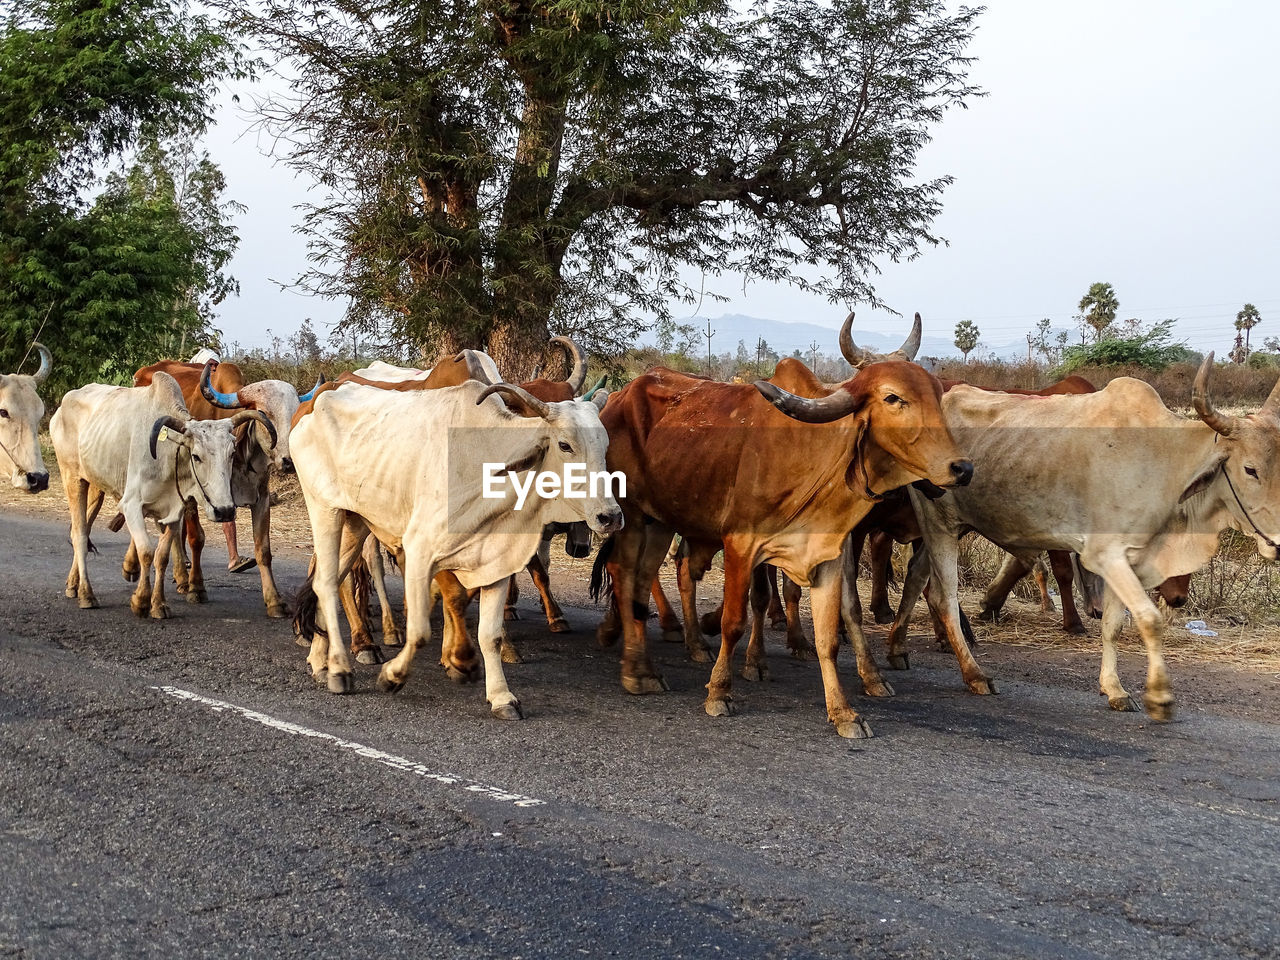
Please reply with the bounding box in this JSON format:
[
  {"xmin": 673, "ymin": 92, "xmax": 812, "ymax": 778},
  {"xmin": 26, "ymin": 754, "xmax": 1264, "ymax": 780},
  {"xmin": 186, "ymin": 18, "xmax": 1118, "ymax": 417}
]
[
  {"xmin": 122, "ymin": 567, "xmax": 140, "ymax": 583},
  {"xmin": 294, "ymin": 633, "xmax": 311, "ymax": 649},
  {"xmin": 864, "ymin": 679, "xmax": 895, "ymax": 698},
  {"xmin": 661, "ymin": 628, "xmax": 684, "ymax": 645},
  {"xmin": 872, "ymin": 609, "xmax": 895, "ymax": 625},
  {"xmin": 500, "ymin": 642, "xmax": 524, "ymax": 665},
  {"xmin": 175, "ymin": 582, "xmax": 188, "ymax": 595},
  {"xmin": 491, "ymin": 700, "xmax": 523, "ymax": 721},
  {"xmin": 1143, "ymin": 694, "xmax": 1174, "ymax": 722},
  {"xmin": 789, "ymin": 644, "xmax": 818, "ymax": 662},
  {"xmin": 327, "ymin": 672, "xmax": 354, "ymax": 694},
  {"xmin": 311, "ymin": 666, "xmax": 327, "ymax": 685},
  {"xmin": 355, "ymin": 646, "xmax": 384, "ymax": 665},
  {"xmin": 186, "ymin": 589, "xmax": 208, "ymax": 604},
  {"xmin": 621, "ymin": 675, "xmax": 667, "ymax": 695},
  {"xmin": 443, "ymin": 663, "xmax": 480, "ymax": 685},
  {"xmin": 78, "ymin": 595, "xmax": 99, "ymax": 610},
  {"xmin": 835, "ymin": 717, "xmax": 873, "ymax": 739},
  {"xmin": 1065, "ymin": 622, "xmax": 1088, "ymax": 636},
  {"xmin": 383, "ymin": 629, "xmax": 405, "ymax": 647},
  {"xmin": 376, "ymin": 671, "xmax": 406, "ymax": 694},
  {"xmin": 503, "ymin": 608, "xmax": 519, "ymax": 622},
  {"xmin": 974, "ymin": 607, "xmax": 999, "ymax": 623},
  {"xmin": 967, "ymin": 677, "xmax": 997, "ymax": 695},
  {"xmin": 741, "ymin": 663, "xmax": 767, "ymax": 682},
  {"xmin": 768, "ymin": 616, "xmax": 786, "ymax": 630},
  {"xmin": 548, "ymin": 618, "xmax": 570, "ymax": 634},
  {"xmin": 887, "ymin": 652, "xmax": 910, "ymax": 670},
  {"xmin": 130, "ymin": 598, "xmax": 149, "ymax": 617},
  {"xmin": 267, "ymin": 603, "xmax": 290, "ymax": 619},
  {"xmin": 1107, "ymin": 694, "xmax": 1138, "ymax": 712},
  {"xmin": 595, "ymin": 626, "xmax": 619, "ymax": 649},
  {"xmin": 688, "ymin": 646, "xmax": 713, "ymax": 664},
  {"xmin": 150, "ymin": 604, "xmax": 172, "ymax": 620},
  {"xmin": 705, "ymin": 698, "xmax": 734, "ymax": 717}
]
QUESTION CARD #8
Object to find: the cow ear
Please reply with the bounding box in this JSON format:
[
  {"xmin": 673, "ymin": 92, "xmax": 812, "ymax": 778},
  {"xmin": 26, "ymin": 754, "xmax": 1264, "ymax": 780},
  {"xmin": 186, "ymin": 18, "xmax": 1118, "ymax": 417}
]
[
  {"xmin": 1179, "ymin": 453, "xmax": 1228, "ymax": 503},
  {"xmin": 503, "ymin": 441, "xmax": 548, "ymax": 476},
  {"xmin": 841, "ymin": 418, "xmax": 870, "ymax": 493}
]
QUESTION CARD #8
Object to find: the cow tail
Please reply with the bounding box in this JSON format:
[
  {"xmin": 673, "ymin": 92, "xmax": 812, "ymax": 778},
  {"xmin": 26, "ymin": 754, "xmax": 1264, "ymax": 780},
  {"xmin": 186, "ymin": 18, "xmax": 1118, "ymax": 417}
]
[
  {"xmin": 588, "ymin": 535, "xmax": 616, "ymax": 604},
  {"xmin": 351, "ymin": 555, "xmax": 370, "ymax": 620},
  {"xmin": 293, "ymin": 555, "xmax": 325, "ymax": 642}
]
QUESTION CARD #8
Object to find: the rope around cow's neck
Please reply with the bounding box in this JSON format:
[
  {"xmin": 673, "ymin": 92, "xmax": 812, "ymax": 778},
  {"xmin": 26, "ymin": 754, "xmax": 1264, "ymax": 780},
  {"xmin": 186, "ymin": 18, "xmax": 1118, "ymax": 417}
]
[
  {"xmin": 1223, "ymin": 465, "xmax": 1280, "ymax": 549},
  {"xmin": 172, "ymin": 440, "xmax": 218, "ymax": 517}
]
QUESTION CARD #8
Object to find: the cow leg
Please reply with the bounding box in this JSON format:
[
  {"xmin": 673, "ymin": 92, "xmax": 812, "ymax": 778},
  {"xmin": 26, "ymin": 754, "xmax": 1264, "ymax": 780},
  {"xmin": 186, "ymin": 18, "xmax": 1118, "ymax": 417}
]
[
  {"xmin": 250, "ymin": 489, "xmax": 287, "ymax": 618},
  {"xmin": 741, "ymin": 564, "xmax": 771, "ymax": 681},
  {"xmin": 497, "ymin": 578, "xmax": 525, "ymax": 664},
  {"xmin": 840, "ymin": 537, "xmax": 892, "ymax": 697},
  {"xmin": 305, "ymin": 509, "xmax": 359, "ymax": 694},
  {"xmin": 886, "ymin": 543, "xmax": 932, "ymax": 670},
  {"xmin": 147, "ymin": 522, "xmax": 177, "ymax": 620},
  {"xmin": 377, "ymin": 557, "xmax": 432, "ymax": 696},
  {"xmin": 780, "ymin": 572, "xmax": 813, "ymax": 659},
  {"xmin": 704, "ymin": 546, "xmax": 753, "ymax": 717},
  {"xmin": 529, "ymin": 539, "xmax": 570, "ymax": 633},
  {"xmin": 183, "ymin": 502, "xmax": 208, "ymax": 603},
  {"xmin": 867, "ymin": 531, "xmax": 897, "ymax": 624},
  {"xmin": 652, "ymin": 571, "xmax": 683, "ymax": 644},
  {"xmin": 1048, "ymin": 550, "xmax": 1087, "ymax": 635},
  {"xmin": 338, "ymin": 553, "xmax": 380, "ymax": 663},
  {"xmin": 504, "ymin": 576, "xmax": 520, "ymax": 621},
  {"xmin": 596, "ymin": 593, "xmax": 621, "ymax": 648},
  {"xmin": 436, "ymin": 571, "xmax": 480, "ymax": 684},
  {"xmin": 477, "ymin": 581, "xmax": 522, "ymax": 720},
  {"xmin": 810, "ymin": 557, "xmax": 872, "ymax": 738},
  {"xmin": 921, "ymin": 537, "xmax": 995, "ymax": 695},
  {"xmin": 675, "ymin": 551, "xmax": 712, "ymax": 662},
  {"xmin": 1032, "ymin": 558, "xmax": 1054, "ymax": 613},
  {"xmin": 1090, "ymin": 556, "xmax": 1173, "ymax": 720},
  {"xmin": 845, "ymin": 528, "xmax": 867, "ymax": 625},
  {"xmin": 367, "ymin": 539, "xmax": 403, "ymax": 645},
  {"xmin": 611, "ymin": 523, "xmax": 672, "ymax": 695},
  {"xmin": 976, "ymin": 552, "xmax": 1031, "ymax": 623},
  {"xmin": 764, "ymin": 564, "xmax": 786, "ymax": 628},
  {"xmin": 63, "ymin": 475, "xmax": 98, "ymax": 609}
]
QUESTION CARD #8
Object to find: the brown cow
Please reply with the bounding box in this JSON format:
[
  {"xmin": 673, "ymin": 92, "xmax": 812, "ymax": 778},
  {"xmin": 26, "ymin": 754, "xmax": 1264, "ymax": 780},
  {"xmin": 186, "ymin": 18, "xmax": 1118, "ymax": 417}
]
[{"xmin": 596, "ymin": 361, "xmax": 974, "ymax": 738}]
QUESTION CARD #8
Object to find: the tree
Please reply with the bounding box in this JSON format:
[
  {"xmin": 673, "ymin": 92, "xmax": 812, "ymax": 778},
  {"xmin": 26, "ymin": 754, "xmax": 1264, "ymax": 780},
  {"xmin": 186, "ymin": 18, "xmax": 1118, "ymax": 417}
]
[
  {"xmin": 0, "ymin": 0, "xmax": 243, "ymax": 394},
  {"xmin": 1235, "ymin": 302, "xmax": 1262, "ymax": 354},
  {"xmin": 954, "ymin": 320, "xmax": 980, "ymax": 363},
  {"xmin": 1077, "ymin": 282, "xmax": 1119, "ymax": 342},
  {"xmin": 214, "ymin": 0, "xmax": 982, "ymax": 377}
]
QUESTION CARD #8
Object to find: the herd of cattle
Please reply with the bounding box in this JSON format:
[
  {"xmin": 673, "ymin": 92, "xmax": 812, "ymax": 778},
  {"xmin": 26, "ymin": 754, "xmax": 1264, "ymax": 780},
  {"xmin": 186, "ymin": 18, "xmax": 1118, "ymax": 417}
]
[{"xmin": 2, "ymin": 315, "xmax": 1278, "ymax": 739}]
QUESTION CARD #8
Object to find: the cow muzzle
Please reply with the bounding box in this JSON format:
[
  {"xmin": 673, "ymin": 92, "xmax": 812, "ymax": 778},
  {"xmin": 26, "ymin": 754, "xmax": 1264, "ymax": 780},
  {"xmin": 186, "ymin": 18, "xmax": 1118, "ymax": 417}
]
[
  {"xmin": 948, "ymin": 459, "xmax": 974, "ymax": 487},
  {"xmin": 591, "ymin": 509, "xmax": 625, "ymax": 536},
  {"xmin": 280, "ymin": 456, "xmax": 296, "ymax": 474},
  {"xmin": 24, "ymin": 471, "xmax": 49, "ymax": 493},
  {"xmin": 212, "ymin": 505, "xmax": 237, "ymax": 524}
]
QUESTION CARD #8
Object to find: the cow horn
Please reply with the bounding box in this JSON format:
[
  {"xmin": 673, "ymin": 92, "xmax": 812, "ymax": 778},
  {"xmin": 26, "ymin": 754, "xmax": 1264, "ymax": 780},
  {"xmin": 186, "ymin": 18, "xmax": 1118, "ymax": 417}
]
[
  {"xmin": 149, "ymin": 416, "xmax": 188, "ymax": 459},
  {"xmin": 582, "ymin": 374, "xmax": 608, "ymax": 401},
  {"xmin": 1192, "ymin": 352, "xmax": 1241, "ymax": 438},
  {"xmin": 30, "ymin": 342, "xmax": 51, "ymax": 384},
  {"xmin": 457, "ymin": 350, "xmax": 494, "ymax": 384},
  {"xmin": 900, "ymin": 312, "xmax": 923, "ymax": 361},
  {"xmin": 230, "ymin": 410, "xmax": 278, "ymax": 449},
  {"xmin": 550, "ymin": 336, "xmax": 587, "ymax": 393},
  {"xmin": 477, "ymin": 382, "xmax": 552, "ymax": 420},
  {"xmin": 200, "ymin": 360, "xmax": 241, "ymax": 409},
  {"xmin": 754, "ymin": 380, "xmax": 858, "ymax": 423},
  {"xmin": 297, "ymin": 374, "xmax": 325, "ymax": 403},
  {"xmin": 838, "ymin": 313, "xmax": 869, "ymax": 367}
]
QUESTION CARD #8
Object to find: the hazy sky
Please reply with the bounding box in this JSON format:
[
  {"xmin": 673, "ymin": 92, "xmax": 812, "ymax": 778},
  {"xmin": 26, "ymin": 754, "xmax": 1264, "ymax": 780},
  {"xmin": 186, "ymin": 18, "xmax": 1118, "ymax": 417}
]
[{"xmin": 204, "ymin": 1, "xmax": 1280, "ymax": 357}]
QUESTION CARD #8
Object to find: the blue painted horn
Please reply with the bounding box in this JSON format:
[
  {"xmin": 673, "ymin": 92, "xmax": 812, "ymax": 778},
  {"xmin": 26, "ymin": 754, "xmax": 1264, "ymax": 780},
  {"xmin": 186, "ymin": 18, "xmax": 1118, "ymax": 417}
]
[
  {"xmin": 581, "ymin": 374, "xmax": 608, "ymax": 401},
  {"xmin": 298, "ymin": 374, "xmax": 326, "ymax": 403},
  {"xmin": 199, "ymin": 360, "xmax": 242, "ymax": 409}
]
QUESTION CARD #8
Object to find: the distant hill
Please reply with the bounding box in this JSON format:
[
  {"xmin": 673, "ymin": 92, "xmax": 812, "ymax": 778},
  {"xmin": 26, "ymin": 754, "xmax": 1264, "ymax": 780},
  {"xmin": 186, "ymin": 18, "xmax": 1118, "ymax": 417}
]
[{"xmin": 646, "ymin": 313, "xmax": 1032, "ymax": 361}]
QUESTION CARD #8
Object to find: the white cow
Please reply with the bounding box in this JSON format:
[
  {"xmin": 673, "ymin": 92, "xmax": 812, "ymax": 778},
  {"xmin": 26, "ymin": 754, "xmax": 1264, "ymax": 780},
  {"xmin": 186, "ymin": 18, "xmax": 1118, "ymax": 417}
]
[
  {"xmin": 51, "ymin": 372, "xmax": 273, "ymax": 618},
  {"xmin": 290, "ymin": 378, "xmax": 624, "ymax": 718},
  {"xmin": 891, "ymin": 354, "xmax": 1280, "ymax": 721},
  {"xmin": 351, "ymin": 355, "xmax": 504, "ymax": 385},
  {"xmin": 0, "ymin": 343, "xmax": 52, "ymax": 492}
]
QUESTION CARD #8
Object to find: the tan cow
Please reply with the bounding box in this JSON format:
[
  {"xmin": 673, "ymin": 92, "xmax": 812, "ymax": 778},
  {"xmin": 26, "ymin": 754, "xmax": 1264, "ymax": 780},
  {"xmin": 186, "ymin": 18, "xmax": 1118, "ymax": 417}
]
[{"xmin": 0, "ymin": 343, "xmax": 52, "ymax": 493}]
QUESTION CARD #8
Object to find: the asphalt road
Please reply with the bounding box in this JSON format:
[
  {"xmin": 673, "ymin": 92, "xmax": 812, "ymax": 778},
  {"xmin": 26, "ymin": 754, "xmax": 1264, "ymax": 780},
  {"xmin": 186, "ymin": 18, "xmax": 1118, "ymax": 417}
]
[{"xmin": 1, "ymin": 513, "xmax": 1277, "ymax": 959}]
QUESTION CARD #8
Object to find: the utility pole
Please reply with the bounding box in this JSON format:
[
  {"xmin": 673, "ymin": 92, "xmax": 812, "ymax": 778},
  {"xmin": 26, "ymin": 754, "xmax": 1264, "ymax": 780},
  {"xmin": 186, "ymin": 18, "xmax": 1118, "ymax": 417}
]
[
  {"xmin": 704, "ymin": 318, "xmax": 715, "ymax": 375},
  {"xmin": 809, "ymin": 340, "xmax": 820, "ymax": 371}
]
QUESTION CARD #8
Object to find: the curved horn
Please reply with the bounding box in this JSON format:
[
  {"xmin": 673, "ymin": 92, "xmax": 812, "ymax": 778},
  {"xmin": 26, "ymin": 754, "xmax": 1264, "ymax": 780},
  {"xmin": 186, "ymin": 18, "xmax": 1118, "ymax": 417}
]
[
  {"xmin": 550, "ymin": 336, "xmax": 587, "ymax": 393},
  {"xmin": 30, "ymin": 342, "xmax": 51, "ymax": 384},
  {"xmin": 149, "ymin": 416, "xmax": 188, "ymax": 459},
  {"xmin": 754, "ymin": 380, "xmax": 859, "ymax": 424},
  {"xmin": 1192, "ymin": 352, "xmax": 1241, "ymax": 438},
  {"xmin": 456, "ymin": 350, "xmax": 493, "ymax": 384},
  {"xmin": 477, "ymin": 382, "xmax": 552, "ymax": 420},
  {"xmin": 199, "ymin": 360, "xmax": 241, "ymax": 409},
  {"xmin": 582, "ymin": 374, "xmax": 608, "ymax": 401},
  {"xmin": 839, "ymin": 313, "xmax": 869, "ymax": 367},
  {"xmin": 230, "ymin": 410, "xmax": 278, "ymax": 449},
  {"xmin": 899, "ymin": 312, "xmax": 923, "ymax": 361},
  {"xmin": 297, "ymin": 374, "xmax": 325, "ymax": 403}
]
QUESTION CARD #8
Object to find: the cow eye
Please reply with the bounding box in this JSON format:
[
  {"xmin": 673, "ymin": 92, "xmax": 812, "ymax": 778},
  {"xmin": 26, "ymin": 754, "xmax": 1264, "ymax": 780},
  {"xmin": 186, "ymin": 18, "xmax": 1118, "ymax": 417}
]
[
  {"xmin": 1245, "ymin": 465, "xmax": 1260, "ymax": 480},
  {"xmin": 0, "ymin": 409, "xmax": 8, "ymax": 419},
  {"xmin": 558, "ymin": 441, "xmax": 573, "ymax": 454},
  {"xmin": 192, "ymin": 454, "xmax": 202, "ymax": 464},
  {"xmin": 883, "ymin": 394, "xmax": 904, "ymax": 406}
]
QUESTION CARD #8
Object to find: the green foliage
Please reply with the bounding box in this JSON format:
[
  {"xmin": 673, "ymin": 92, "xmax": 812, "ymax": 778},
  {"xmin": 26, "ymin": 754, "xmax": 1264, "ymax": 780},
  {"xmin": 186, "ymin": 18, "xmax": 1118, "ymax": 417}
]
[
  {"xmin": 1055, "ymin": 319, "xmax": 1190, "ymax": 374},
  {"xmin": 215, "ymin": 0, "xmax": 983, "ymax": 374},
  {"xmin": 1235, "ymin": 302, "xmax": 1262, "ymax": 352},
  {"xmin": 0, "ymin": 0, "xmax": 244, "ymax": 397},
  {"xmin": 953, "ymin": 319, "xmax": 980, "ymax": 361},
  {"xmin": 1077, "ymin": 281, "xmax": 1119, "ymax": 342}
]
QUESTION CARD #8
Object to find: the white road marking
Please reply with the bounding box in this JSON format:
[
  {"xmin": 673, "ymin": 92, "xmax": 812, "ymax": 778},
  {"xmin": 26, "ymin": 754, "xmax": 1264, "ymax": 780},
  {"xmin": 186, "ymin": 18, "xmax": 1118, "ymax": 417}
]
[{"xmin": 152, "ymin": 685, "xmax": 546, "ymax": 807}]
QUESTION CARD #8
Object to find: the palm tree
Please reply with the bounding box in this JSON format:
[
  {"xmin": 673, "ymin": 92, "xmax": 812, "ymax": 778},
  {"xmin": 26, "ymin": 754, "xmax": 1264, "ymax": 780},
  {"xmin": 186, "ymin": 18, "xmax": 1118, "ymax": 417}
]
[
  {"xmin": 1235, "ymin": 303, "xmax": 1262, "ymax": 354},
  {"xmin": 1077, "ymin": 282, "xmax": 1119, "ymax": 341},
  {"xmin": 954, "ymin": 319, "xmax": 980, "ymax": 362}
]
